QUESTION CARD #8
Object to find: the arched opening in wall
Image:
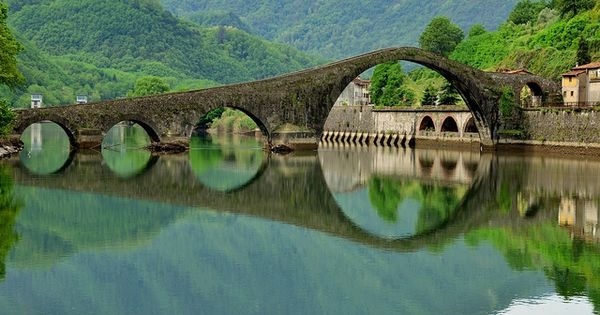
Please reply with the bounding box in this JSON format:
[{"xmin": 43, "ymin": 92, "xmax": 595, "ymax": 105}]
[
  {"xmin": 441, "ymin": 117, "xmax": 459, "ymax": 133},
  {"xmin": 19, "ymin": 121, "xmax": 73, "ymax": 175},
  {"xmin": 191, "ymin": 107, "xmax": 268, "ymax": 192},
  {"xmin": 418, "ymin": 116, "xmax": 436, "ymax": 132},
  {"xmin": 520, "ymin": 82, "xmax": 543, "ymax": 108},
  {"xmin": 101, "ymin": 121, "xmax": 155, "ymax": 178},
  {"xmin": 464, "ymin": 117, "xmax": 479, "ymax": 134}
]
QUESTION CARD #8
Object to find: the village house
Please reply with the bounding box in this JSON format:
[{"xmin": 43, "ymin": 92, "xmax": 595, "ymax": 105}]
[
  {"xmin": 562, "ymin": 61, "xmax": 600, "ymax": 106},
  {"xmin": 334, "ymin": 76, "xmax": 371, "ymax": 106}
]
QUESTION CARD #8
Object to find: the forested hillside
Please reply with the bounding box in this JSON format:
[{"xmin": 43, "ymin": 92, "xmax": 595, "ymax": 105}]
[
  {"xmin": 160, "ymin": 0, "xmax": 519, "ymax": 59},
  {"xmin": 369, "ymin": 0, "xmax": 600, "ymax": 107},
  {"xmin": 452, "ymin": 0, "xmax": 600, "ymax": 80},
  {"xmin": 1, "ymin": 0, "xmax": 320, "ymax": 107}
]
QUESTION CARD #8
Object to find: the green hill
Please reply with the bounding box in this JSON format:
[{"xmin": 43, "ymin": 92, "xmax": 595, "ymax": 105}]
[
  {"xmin": 1, "ymin": 0, "xmax": 321, "ymax": 107},
  {"xmin": 452, "ymin": 2, "xmax": 600, "ymax": 80},
  {"xmin": 160, "ymin": 0, "xmax": 519, "ymax": 59}
]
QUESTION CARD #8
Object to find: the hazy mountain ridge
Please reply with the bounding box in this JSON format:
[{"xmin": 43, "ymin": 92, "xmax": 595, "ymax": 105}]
[{"xmin": 160, "ymin": 0, "xmax": 520, "ymax": 59}]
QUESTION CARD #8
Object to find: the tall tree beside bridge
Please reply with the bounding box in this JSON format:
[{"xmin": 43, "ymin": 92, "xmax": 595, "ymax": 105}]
[
  {"xmin": 0, "ymin": 2, "xmax": 23, "ymax": 89},
  {"xmin": 0, "ymin": 2, "xmax": 21, "ymax": 135}
]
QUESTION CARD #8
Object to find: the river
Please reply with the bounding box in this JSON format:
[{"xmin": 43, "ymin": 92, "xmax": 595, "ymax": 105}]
[{"xmin": 0, "ymin": 122, "xmax": 599, "ymax": 314}]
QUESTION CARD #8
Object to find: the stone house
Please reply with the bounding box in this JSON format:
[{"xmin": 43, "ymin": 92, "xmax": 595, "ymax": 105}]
[
  {"xmin": 334, "ymin": 76, "xmax": 371, "ymax": 106},
  {"xmin": 562, "ymin": 61, "xmax": 600, "ymax": 106}
]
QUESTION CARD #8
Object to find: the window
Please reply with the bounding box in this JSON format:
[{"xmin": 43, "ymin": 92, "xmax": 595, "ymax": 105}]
[
  {"xmin": 571, "ymin": 91, "xmax": 574, "ymax": 97},
  {"xmin": 563, "ymin": 91, "xmax": 567, "ymax": 97},
  {"xmin": 569, "ymin": 77, "xmax": 572, "ymax": 83}
]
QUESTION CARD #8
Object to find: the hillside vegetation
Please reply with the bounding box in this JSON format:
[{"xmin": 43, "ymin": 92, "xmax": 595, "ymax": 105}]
[
  {"xmin": 452, "ymin": 0, "xmax": 600, "ymax": 80},
  {"xmin": 1, "ymin": 0, "xmax": 320, "ymax": 107},
  {"xmin": 160, "ymin": 0, "xmax": 519, "ymax": 59},
  {"xmin": 370, "ymin": 0, "xmax": 600, "ymax": 107}
]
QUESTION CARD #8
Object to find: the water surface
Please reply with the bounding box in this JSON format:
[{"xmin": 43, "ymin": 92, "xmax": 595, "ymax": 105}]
[{"xmin": 1, "ymin": 127, "xmax": 599, "ymax": 314}]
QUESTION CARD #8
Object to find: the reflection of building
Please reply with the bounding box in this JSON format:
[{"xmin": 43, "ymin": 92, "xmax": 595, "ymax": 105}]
[
  {"xmin": 31, "ymin": 94, "xmax": 43, "ymax": 108},
  {"xmin": 30, "ymin": 123, "xmax": 43, "ymax": 152},
  {"xmin": 334, "ymin": 76, "xmax": 371, "ymax": 106},
  {"xmin": 561, "ymin": 62, "xmax": 600, "ymax": 106},
  {"xmin": 559, "ymin": 196, "xmax": 599, "ymax": 240}
]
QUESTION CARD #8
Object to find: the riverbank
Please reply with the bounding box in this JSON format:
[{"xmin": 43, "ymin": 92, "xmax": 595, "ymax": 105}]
[{"xmin": 0, "ymin": 136, "xmax": 23, "ymax": 158}]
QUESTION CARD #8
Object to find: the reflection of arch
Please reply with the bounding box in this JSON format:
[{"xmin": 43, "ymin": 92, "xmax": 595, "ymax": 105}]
[
  {"xmin": 441, "ymin": 117, "xmax": 459, "ymax": 132},
  {"xmin": 188, "ymin": 135, "xmax": 268, "ymax": 193},
  {"xmin": 102, "ymin": 151, "xmax": 159, "ymax": 179},
  {"xmin": 440, "ymin": 158, "xmax": 458, "ymax": 175},
  {"xmin": 464, "ymin": 161, "xmax": 479, "ymax": 178},
  {"xmin": 418, "ymin": 116, "xmax": 436, "ymax": 132},
  {"xmin": 464, "ymin": 117, "xmax": 478, "ymax": 133},
  {"xmin": 418, "ymin": 156, "xmax": 434, "ymax": 176},
  {"xmin": 20, "ymin": 148, "xmax": 76, "ymax": 176}
]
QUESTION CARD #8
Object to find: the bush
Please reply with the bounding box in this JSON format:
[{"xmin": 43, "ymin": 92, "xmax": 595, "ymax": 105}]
[{"xmin": 0, "ymin": 99, "xmax": 15, "ymax": 136}]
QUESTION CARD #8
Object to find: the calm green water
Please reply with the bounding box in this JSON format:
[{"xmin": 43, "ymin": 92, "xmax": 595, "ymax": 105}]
[{"xmin": 0, "ymin": 122, "xmax": 599, "ymax": 314}]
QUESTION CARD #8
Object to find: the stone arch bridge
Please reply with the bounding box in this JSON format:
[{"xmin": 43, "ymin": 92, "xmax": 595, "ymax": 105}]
[{"xmin": 12, "ymin": 47, "xmax": 560, "ymax": 148}]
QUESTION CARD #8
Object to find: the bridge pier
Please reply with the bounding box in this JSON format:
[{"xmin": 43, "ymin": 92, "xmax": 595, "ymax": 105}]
[{"xmin": 75, "ymin": 129, "xmax": 103, "ymax": 149}]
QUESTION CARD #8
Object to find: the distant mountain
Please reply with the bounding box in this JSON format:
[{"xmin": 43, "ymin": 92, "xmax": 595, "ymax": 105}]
[
  {"xmin": 160, "ymin": 0, "xmax": 520, "ymax": 59},
  {"xmin": 2, "ymin": 0, "xmax": 321, "ymax": 106}
]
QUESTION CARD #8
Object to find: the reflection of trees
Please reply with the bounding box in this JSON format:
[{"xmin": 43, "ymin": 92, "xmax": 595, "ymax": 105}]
[
  {"xmin": 367, "ymin": 176, "xmax": 466, "ymax": 233},
  {"xmin": 466, "ymin": 220, "xmax": 600, "ymax": 312},
  {"xmin": 189, "ymin": 135, "xmax": 265, "ymax": 191},
  {"xmin": 0, "ymin": 166, "xmax": 22, "ymax": 279}
]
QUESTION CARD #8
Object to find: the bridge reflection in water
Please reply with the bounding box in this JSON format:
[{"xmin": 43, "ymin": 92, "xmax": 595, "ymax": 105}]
[{"xmin": 2, "ymin": 139, "xmax": 600, "ymax": 313}]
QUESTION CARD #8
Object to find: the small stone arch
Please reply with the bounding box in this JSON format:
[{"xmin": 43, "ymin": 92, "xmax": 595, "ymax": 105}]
[
  {"xmin": 418, "ymin": 116, "xmax": 436, "ymax": 132},
  {"xmin": 441, "ymin": 116, "xmax": 459, "ymax": 132},
  {"xmin": 222, "ymin": 106, "xmax": 270, "ymax": 137},
  {"xmin": 16, "ymin": 117, "xmax": 78, "ymax": 148},
  {"xmin": 103, "ymin": 116, "xmax": 161, "ymax": 143},
  {"xmin": 463, "ymin": 117, "xmax": 479, "ymax": 133},
  {"xmin": 520, "ymin": 82, "xmax": 544, "ymax": 108}
]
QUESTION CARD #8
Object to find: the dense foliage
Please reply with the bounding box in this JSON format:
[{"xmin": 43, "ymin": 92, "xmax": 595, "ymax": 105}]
[
  {"xmin": 369, "ymin": 62, "xmax": 415, "ymax": 106},
  {"xmin": 419, "ymin": 17, "xmax": 464, "ymax": 57},
  {"xmin": 127, "ymin": 76, "xmax": 170, "ymax": 97},
  {"xmin": 1, "ymin": 0, "xmax": 320, "ymax": 107},
  {"xmin": 0, "ymin": 2, "xmax": 23, "ymax": 89},
  {"xmin": 452, "ymin": 1, "xmax": 600, "ymax": 79},
  {"xmin": 509, "ymin": 0, "xmax": 548, "ymax": 24},
  {"xmin": 160, "ymin": 0, "xmax": 519, "ymax": 59}
]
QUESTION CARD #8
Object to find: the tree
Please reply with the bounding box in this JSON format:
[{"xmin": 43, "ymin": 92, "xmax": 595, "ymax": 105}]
[
  {"xmin": 508, "ymin": 0, "xmax": 548, "ymax": 25},
  {"xmin": 419, "ymin": 16, "xmax": 464, "ymax": 57},
  {"xmin": 437, "ymin": 81, "xmax": 460, "ymax": 105},
  {"xmin": 551, "ymin": 0, "xmax": 595, "ymax": 17},
  {"xmin": 421, "ymin": 84, "xmax": 437, "ymax": 105},
  {"xmin": 468, "ymin": 24, "xmax": 486, "ymax": 37},
  {"xmin": 127, "ymin": 76, "xmax": 170, "ymax": 97},
  {"xmin": 576, "ymin": 37, "xmax": 591, "ymax": 66},
  {"xmin": 0, "ymin": 100, "xmax": 15, "ymax": 135},
  {"xmin": 369, "ymin": 62, "xmax": 415, "ymax": 107},
  {"xmin": 0, "ymin": 2, "xmax": 24, "ymax": 89}
]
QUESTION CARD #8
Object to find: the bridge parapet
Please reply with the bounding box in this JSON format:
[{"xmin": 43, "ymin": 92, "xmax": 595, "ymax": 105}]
[{"xmin": 12, "ymin": 47, "xmax": 560, "ymax": 148}]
